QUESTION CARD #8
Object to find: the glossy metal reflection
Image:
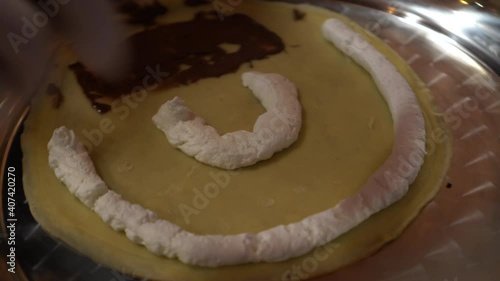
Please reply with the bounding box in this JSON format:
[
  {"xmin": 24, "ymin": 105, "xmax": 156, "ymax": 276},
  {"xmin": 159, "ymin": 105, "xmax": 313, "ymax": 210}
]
[{"xmin": 0, "ymin": 1, "xmax": 499, "ymax": 281}]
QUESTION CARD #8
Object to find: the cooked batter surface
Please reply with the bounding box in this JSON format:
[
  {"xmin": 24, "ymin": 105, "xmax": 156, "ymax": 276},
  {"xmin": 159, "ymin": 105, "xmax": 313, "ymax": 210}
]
[{"xmin": 22, "ymin": 1, "xmax": 451, "ymax": 280}]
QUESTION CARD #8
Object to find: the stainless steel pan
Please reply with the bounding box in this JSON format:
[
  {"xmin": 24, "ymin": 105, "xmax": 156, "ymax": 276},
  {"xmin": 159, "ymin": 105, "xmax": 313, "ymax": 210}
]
[{"xmin": 1, "ymin": 1, "xmax": 499, "ymax": 280}]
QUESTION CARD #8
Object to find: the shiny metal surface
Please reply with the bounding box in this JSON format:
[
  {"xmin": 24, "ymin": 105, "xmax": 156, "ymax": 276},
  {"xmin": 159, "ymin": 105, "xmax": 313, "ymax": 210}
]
[
  {"xmin": 1, "ymin": 1, "xmax": 499, "ymax": 281},
  {"xmin": 290, "ymin": 0, "xmax": 500, "ymax": 73}
]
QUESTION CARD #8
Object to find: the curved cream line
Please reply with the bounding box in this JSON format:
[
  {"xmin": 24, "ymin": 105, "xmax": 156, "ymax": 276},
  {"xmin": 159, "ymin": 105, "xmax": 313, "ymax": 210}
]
[
  {"xmin": 47, "ymin": 18, "xmax": 426, "ymax": 267},
  {"xmin": 152, "ymin": 71, "xmax": 302, "ymax": 170}
]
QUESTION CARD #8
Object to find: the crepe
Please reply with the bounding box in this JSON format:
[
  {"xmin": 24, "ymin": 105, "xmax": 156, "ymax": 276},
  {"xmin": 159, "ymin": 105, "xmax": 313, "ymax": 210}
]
[{"xmin": 22, "ymin": 1, "xmax": 452, "ymax": 280}]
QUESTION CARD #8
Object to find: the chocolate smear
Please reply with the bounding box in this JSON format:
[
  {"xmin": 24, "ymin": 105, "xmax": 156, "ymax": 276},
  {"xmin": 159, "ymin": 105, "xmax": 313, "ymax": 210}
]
[
  {"xmin": 69, "ymin": 11, "xmax": 285, "ymax": 114},
  {"xmin": 293, "ymin": 9, "xmax": 306, "ymax": 21}
]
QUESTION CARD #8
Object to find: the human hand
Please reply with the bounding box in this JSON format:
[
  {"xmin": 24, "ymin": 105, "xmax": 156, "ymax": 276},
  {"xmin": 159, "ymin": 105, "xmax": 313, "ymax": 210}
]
[{"xmin": 0, "ymin": 0, "xmax": 129, "ymax": 97}]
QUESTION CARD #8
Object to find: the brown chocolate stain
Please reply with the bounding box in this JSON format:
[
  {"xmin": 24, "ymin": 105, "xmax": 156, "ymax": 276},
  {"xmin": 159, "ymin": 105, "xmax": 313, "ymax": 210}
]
[
  {"xmin": 293, "ymin": 9, "xmax": 306, "ymax": 21},
  {"xmin": 46, "ymin": 83, "xmax": 64, "ymax": 109},
  {"xmin": 184, "ymin": 0, "xmax": 211, "ymax": 6},
  {"xmin": 114, "ymin": 0, "xmax": 168, "ymax": 25},
  {"xmin": 69, "ymin": 11, "xmax": 285, "ymax": 114}
]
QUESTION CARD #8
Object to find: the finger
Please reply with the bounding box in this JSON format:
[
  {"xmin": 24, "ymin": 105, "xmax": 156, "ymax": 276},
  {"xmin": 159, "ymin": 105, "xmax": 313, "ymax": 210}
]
[
  {"xmin": 51, "ymin": 0, "xmax": 130, "ymax": 81},
  {"xmin": 0, "ymin": 0, "xmax": 51, "ymax": 96}
]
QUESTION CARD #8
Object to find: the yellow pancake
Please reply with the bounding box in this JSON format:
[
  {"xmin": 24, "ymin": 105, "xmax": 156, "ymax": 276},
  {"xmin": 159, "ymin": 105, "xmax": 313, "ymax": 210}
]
[{"xmin": 22, "ymin": 1, "xmax": 452, "ymax": 280}]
